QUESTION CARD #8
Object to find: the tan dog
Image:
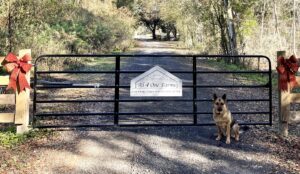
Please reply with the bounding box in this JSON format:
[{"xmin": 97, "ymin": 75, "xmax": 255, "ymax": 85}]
[{"xmin": 213, "ymin": 94, "xmax": 239, "ymax": 144}]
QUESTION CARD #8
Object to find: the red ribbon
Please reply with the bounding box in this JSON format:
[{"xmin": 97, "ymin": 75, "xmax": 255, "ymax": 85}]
[
  {"xmin": 1, "ymin": 53, "xmax": 32, "ymax": 93},
  {"xmin": 276, "ymin": 55, "xmax": 299, "ymax": 91}
]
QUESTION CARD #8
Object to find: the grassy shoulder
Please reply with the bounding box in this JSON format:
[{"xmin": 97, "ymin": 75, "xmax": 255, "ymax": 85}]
[
  {"xmin": 0, "ymin": 127, "xmax": 54, "ymax": 148},
  {"xmin": 206, "ymin": 59, "xmax": 278, "ymax": 87}
]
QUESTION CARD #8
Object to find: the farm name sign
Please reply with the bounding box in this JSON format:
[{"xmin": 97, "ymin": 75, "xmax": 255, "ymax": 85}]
[{"xmin": 130, "ymin": 66, "xmax": 182, "ymax": 97}]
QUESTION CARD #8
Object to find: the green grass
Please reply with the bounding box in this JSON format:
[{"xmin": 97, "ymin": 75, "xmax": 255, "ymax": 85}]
[
  {"xmin": 206, "ymin": 59, "xmax": 270, "ymax": 84},
  {"xmin": 0, "ymin": 127, "xmax": 54, "ymax": 148},
  {"xmin": 84, "ymin": 58, "xmax": 125, "ymax": 71},
  {"xmin": 271, "ymin": 74, "xmax": 278, "ymax": 88},
  {"xmin": 291, "ymin": 87, "xmax": 300, "ymax": 93}
]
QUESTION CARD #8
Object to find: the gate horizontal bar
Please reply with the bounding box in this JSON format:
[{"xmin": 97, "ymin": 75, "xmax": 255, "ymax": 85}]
[
  {"xmin": 35, "ymin": 98, "xmax": 270, "ymax": 103},
  {"xmin": 36, "ymin": 70, "xmax": 192, "ymax": 74},
  {"xmin": 35, "ymin": 70, "xmax": 270, "ymax": 74},
  {"xmin": 35, "ymin": 111, "xmax": 270, "ymax": 117},
  {"xmin": 196, "ymin": 85, "xmax": 269, "ymax": 88},
  {"xmin": 34, "ymin": 122, "xmax": 271, "ymax": 129},
  {"xmin": 36, "ymin": 85, "xmax": 116, "ymax": 89},
  {"xmin": 35, "ymin": 54, "xmax": 270, "ymax": 59},
  {"xmin": 119, "ymin": 122, "xmax": 270, "ymax": 126},
  {"xmin": 36, "ymin": 99, "xmax": 116, "ymax": 103},
  {"xmin": 36, "ymin": 84, "xmax": 269, "ymax": 89},
  {"xmin": 118, "ymin": 99, "xmax": 270, "ymax": 102},
  {"xmin": 36, "ymin": 70, "xmax": 115, "ymax": 74},
  {"xmin": 35, "ymin": 124, "xmax": 115, "ymax": 128},
  {"xmin": 118, "ymin": 111, "xmax": 270, "ymax": 115},
  {"xmin": 35, "ymin": 112, "xmax": 193, "ymax": 117},
  {"xmin": 196, "ymin": 71, "xmax": 269, "ymax": 74},
  {"xmin": 35, "ymin": 112, "xmax": 114, "ymax": 117}
]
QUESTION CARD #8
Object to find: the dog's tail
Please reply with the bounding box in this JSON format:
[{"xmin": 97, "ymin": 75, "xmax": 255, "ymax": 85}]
[
  {"xmin": 229, "ymin": 124, "xmax": 250, "ymax": 138},
  {"xmin": 232, "ymin": 119, "xmax": 250, "ymax": 134},
  {"xmin": 239, "ymin": 125, "xmax": 250, "ymax": 134}
]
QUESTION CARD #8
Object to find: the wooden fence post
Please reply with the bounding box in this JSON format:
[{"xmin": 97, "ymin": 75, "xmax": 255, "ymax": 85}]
[
  {"xmin": 16, "ymin": 49, "xmax": 31, "ymax": 134},
  {"xmin": 277, "ymin": 51, "xmax": 290, "ymax": 136}
]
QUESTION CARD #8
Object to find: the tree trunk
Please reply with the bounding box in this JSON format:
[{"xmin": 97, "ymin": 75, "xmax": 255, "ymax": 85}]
[
  {"xmin": 293, "ymin": 0, "xmax": 296, "ymax": 55},
  {"xmin": 223, "ymin": 0, "xmax": 238, "ymax": 63},
  {"xmin": 260, "ymin": 0, "xmax": 266, "ymax": 48},
  {"xmin": 151, "ymin": 25, "xmax": 157, "ymax": 40},
  {"xmin": 166, "ymin": 31, "xmax": 170, "ymax": 40},
  {"xmin": 257, "ymin": 0, "xmax": 266, "ymax": 70},
  {"xmin": 8, "ymin": 0, "xmax": 13, "ymax": 52},
  {"xmin": 214, "ymin": 4, "xmax": 229, "ymax": 56},
  {"xmin": 273, "ymin": 0, "xmax": 282, "ymax": 47},
  {"xmin": 172, "ymin": 28, "xmax": 177, "ymax": 40},
  {"xmin": 220, "ymin": 23, "xmax": 230, "ymax": 62}
]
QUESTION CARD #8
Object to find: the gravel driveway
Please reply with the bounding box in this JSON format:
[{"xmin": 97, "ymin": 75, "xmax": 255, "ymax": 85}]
[{"xmin": 13, "ymin": 39, "xmax": 298, "ymax": 174}]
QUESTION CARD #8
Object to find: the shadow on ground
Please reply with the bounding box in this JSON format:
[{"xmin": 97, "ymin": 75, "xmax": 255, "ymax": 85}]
[
  {"xmin": 34, "ymin": 126, "xmax": 289, "ymax": 174},
  {"xmin": 29, "ymin": 40, "xmax": 291, "ymax": 174}
]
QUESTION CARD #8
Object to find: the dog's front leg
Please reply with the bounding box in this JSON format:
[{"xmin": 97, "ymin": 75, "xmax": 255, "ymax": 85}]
[
  {"xmin": 216, "ymin": 126, "xmax": 222, "ymax": 141},
  {"xmin": 226, "ymin": 123, "xmax": 231, "ymax": 144}
]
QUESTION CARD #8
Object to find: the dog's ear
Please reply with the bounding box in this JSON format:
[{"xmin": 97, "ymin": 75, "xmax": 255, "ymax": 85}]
[
  {"xmin": 213, "ymin": 93, "xmax": 217, "ymax": 101},
  {"xmin": 222, "ymin": 94, "xmax": 227, "ymax": 101}
]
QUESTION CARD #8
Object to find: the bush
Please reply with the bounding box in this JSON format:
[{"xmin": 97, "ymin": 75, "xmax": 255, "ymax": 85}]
[
  {"xmin": 0, "ymin": 127, "xmax": 54, "ymax": 148},
  {"xmin": 0, "ymin": 0, "xmax": 136, "ymax": 59}
]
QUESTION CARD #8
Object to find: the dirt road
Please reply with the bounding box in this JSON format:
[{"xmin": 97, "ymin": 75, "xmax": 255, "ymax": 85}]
[{"xmin": 3, "ymin": 40, "xmax": 299, "ymax": 174}]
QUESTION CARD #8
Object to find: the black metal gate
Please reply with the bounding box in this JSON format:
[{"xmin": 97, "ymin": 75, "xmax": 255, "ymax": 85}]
[{"xmin": 33, "ymin": 54, "xmax": 272, "ymax": 128}]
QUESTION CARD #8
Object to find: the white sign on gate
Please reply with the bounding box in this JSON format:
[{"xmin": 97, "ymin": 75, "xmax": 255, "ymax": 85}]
[{"xmin": 130, "ymin": 66, "xmax": 182, "ymax": 97}]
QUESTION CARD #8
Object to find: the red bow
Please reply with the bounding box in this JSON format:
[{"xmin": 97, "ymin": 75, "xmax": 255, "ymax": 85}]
[
  {"xmin": 1, "ymin": 53, "xmax": 32, "ymax": 93},
  {"xmin": 276, "ymin": 55, "xmax": 299, "ymax": 91}
]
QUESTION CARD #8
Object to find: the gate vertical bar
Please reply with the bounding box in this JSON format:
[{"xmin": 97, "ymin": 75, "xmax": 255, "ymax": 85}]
[
  {"xmin": 114, "ymin": 55, "xmax": 120, "ymax": 125},
  {"xmin": 33, "ymin": 63, "xmax": 37, "ymax": 128},
  {"xmin": 193, "ymin": 56, "xmax": 197, "ymax": 124},
  {"xmin": 268, "ymin": 57, "xmax": 272, "ymax": 125}
]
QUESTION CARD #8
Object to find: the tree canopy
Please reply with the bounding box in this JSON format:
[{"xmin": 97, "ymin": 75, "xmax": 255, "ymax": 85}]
[
  {"xmin": 0, "ymin": 0, "xmax": 299, "ymax": 60},
  {"xmin": 0, "ymin": 0, "xmax": 136, "ymax": 56}
]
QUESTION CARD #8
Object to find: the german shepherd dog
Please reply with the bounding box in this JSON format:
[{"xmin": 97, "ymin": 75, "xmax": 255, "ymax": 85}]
[{"xmin": 213, "ymin": 94, "xmax": 239, "ymax": 144}]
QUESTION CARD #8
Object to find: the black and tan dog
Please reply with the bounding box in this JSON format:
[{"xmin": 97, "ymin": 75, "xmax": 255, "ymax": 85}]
[{"xmin": 213, "ymin": 94, "xmax": 239, "ymax": 144}]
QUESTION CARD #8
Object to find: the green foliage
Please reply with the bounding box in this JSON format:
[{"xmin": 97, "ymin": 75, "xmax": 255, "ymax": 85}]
[
  {"xmin": 0, "ymin": 0, "xmax": 136, "ymax": 57},
  {"xmin": 156, "ymin": 0, "xmax": 261, "ymax": 54},
  {"xmin": 0, "ymin": 127, "xmax": 54, "ymax": 148},
  {"xmin": 0, "ymin": 62, "xmax": 7, "ymax": 75},
  {"xmin": 239, "ymin": 17, "xmax": 258, "ymax": 36},
  {"xmin": 133, "ymin": 0, "xmax": 162, "ymax": 39},
  {"xmin": 206, "ymin": 59, "xmax": 268, "ymax": 84},
  {"xmin": 85, "ymin": 58, "xmax": 116, "ymax": 71},
  {"xmin": 115, "ymin": 0, "xmax": 134, "ymax": 9},
  {"xmin": 232, "ymin": 0, "xmax": 258, "ymax": 37}
]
